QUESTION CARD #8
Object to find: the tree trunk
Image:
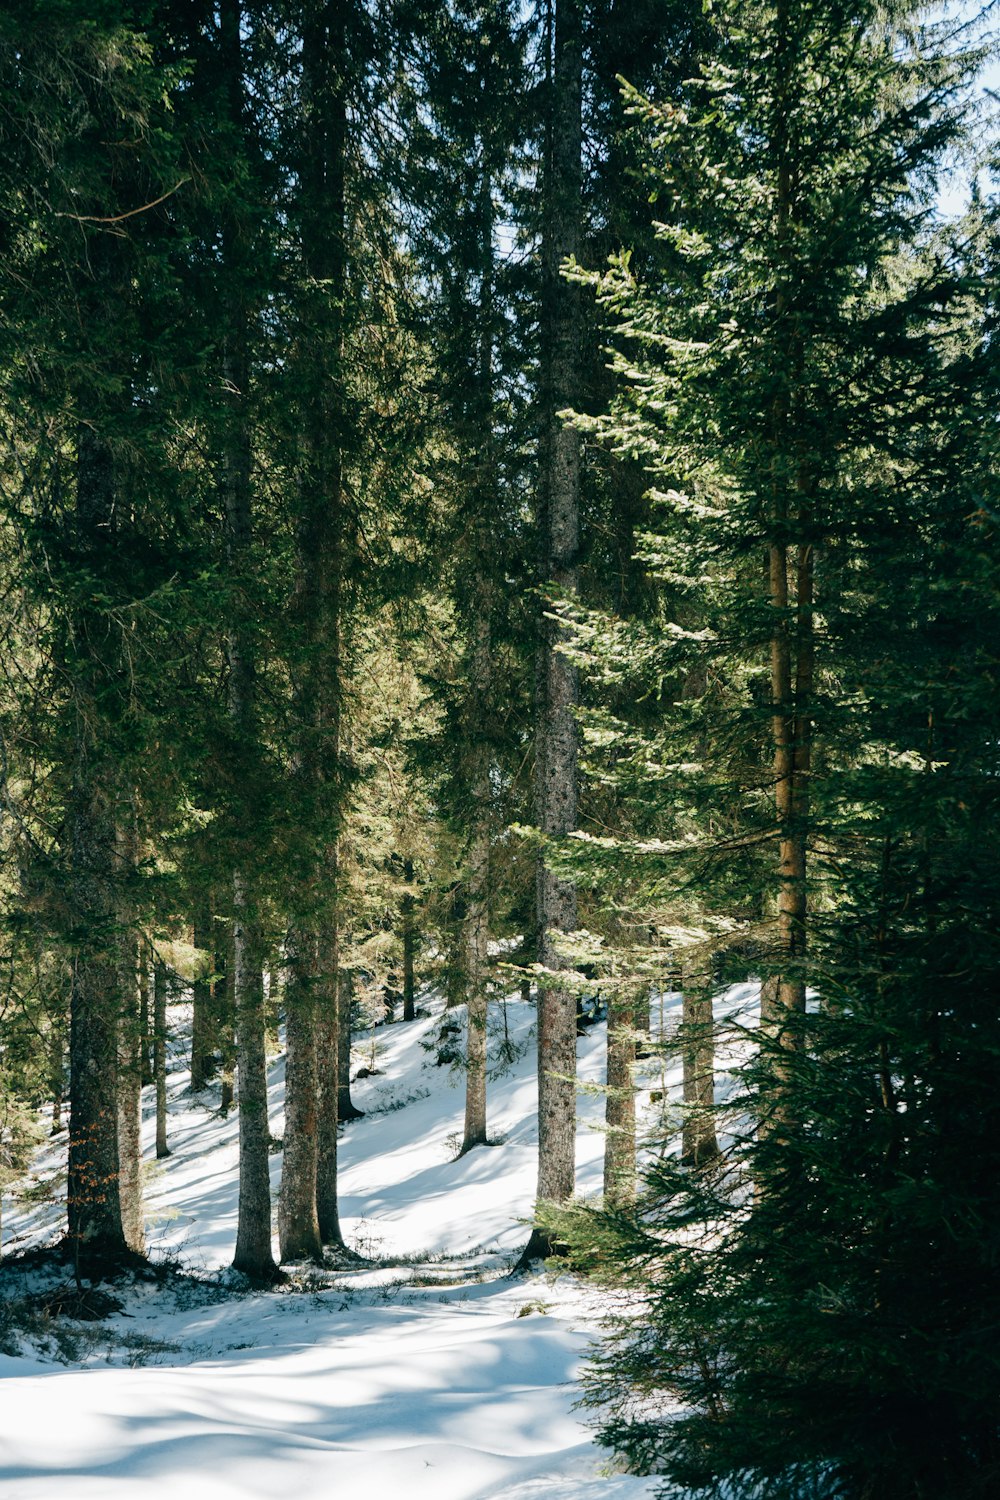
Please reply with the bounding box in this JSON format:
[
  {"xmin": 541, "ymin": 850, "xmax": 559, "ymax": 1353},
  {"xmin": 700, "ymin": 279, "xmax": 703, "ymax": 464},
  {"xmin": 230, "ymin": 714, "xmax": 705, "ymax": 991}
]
[
  {"xmin": 153, "ymin": 959, "xmax": 170, "ymax": 1160},
  {"xmin": 138, "ymin": 942, "xmax": 153, "ymax": 1087},
  {"xmin": 336, "ymin": 963, "xmax": 362, "ymax": 1122},
  {"xmin": 280, "ymin": 0, "xmax": 354, "ymax": 1252},
  {"xmin": 604, "ymin": 989, "xmax": 636, "ymax": 1207},
  {"xmin": 66, "ymin": 424, "xmax": 128, "ymax": 1280},
  {"xmin": 316, "ymin": 928, "xmax": 344, "ymax": 1248},
  {"xmin": 191, "ymin": 902, "xmax": 215, "ymax": 1091},
  {"xmin": 49, "ymin": 1026, "xmax": 64, "ymax": 1135},
  {"xmin": 217, "ymin": 0, "xmax": 277, "ymax": 1284},
  {"xmin": 681, "ymin": 985, "xmax": 719, "ymax": 1169},
  {"xmin": 117, "ymin": 812, "xmax": 145, "ymax": 1254},
  {"xmin": 524, "ymin": 0, "xmax": 583, "ymax": 1263},
  {"xmin": 278, "ymin": 925, "xmax": 322, "ymax": 1262},
  {"xmin": 461, "ymin": 819, "xmax": 490, "ymax": 1154},
  {"xmin": 212, "ymin": 923, "xmax": 235, "ymax": 1114},
  {"xmin": 232, "ymin": 890, "xmax": 276, "ymax": 1278}
]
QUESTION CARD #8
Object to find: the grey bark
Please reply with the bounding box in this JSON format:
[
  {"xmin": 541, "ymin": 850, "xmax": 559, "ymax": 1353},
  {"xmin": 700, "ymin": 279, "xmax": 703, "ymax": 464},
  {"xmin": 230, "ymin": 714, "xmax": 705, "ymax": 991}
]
[
  {"xmin": 316, "ymin": 929, "xmax": 343, "ymax": 1247},
  {"xmin": 49, "ymin": 1027, "xmax": 64, "ymax": 1135},
  {"xmin": 117, "ymin": 890, "xmax": 145, "ymax": 1254},
  {"xmin": 138, "ymin": 944, "xmax": 153, "ymax": 1087},
  {"xmin": 153, "ymin": 959, "xmax": 170, "ymax": 1160},
  {"xmin": 218, "ymin": 0, "xmax": 277, "ymax": 1283},
  {"xmin": 278, "ymin": 927, "xmax": 322, "ymax": 1262},
  {"xmin": 336, "ymin": 963, "xmax": 362, "ymax": 1123},
  {"xmin": 66, "ymin": 424, "xmax": 128, "ymax": 1278},
  {"xmin": 191, "ymin": 904, "xmax": 215, "ymax": 1091},
  {"xmin": 211, "ymin": 923, "xmax": 235, "ymax": 1114},
  {"xmin": 681, "ymin": 986, "xmax": 719, "ymax": 1169},
  {"xmin": 525, "ymin": 0, "xmax": 583, "ymax": 1260},
  {"xmin": 603, "ymin": 989, "xmax": 636, "ymax": 1207},
  {"xmin": 231, "ymin": 892, "xmax": 276, "ymax": 1277},
  {"xmin": 461, "ymin": 818, "xmax": 490, "ymax": 1154}
]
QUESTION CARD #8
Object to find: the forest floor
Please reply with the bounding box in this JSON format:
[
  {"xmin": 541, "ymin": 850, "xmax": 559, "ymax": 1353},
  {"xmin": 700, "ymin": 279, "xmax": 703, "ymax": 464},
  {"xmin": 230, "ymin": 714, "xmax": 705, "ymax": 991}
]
[{"xmin": 0, "ymin": 985, "xmax": 756, "ymax": 1499}]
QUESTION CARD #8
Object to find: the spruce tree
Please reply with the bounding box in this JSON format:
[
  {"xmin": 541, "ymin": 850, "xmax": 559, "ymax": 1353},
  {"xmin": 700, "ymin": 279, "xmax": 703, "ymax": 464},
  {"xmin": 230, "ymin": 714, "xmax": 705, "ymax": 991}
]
[{"xmin": 553, "ymin": 3, "xmax": 1000, "ymax": 1495}]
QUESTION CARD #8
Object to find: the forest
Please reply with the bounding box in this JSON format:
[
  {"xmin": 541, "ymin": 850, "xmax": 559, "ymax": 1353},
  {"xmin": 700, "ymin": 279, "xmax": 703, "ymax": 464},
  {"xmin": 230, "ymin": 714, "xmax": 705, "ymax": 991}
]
[{"xmin": 1, "ymin": 2, "xmax": 999, "ymax": 1498}]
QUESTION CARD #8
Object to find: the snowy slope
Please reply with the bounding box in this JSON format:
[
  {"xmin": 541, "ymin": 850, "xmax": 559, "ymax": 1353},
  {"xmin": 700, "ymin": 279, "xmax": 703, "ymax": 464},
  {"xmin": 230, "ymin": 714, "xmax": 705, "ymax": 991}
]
[{"xmin": 0, "ymin": 986, "xmax": 760, "ymax": 1499}]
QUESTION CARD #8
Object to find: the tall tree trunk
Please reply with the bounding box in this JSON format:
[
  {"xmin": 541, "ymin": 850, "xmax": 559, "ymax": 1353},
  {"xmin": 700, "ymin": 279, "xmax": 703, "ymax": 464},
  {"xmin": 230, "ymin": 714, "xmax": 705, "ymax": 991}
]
[
  {"xmin": 153, "ymin": 958, "xmax": 170, "ymax": 1160},
  {"xmin": 762, "ymin": 18, "xmax": 813, "ymax": 1099},
  {"xmin": 66, "ymin": 424, "xmax": 128, "ymax": 1279},
  {"xmin": 281, "ymin": 0, "xmax": 354, "ymax": 1252},
  {"xmin": 220, "ymin": 0, "xmax": 277, "ymax": 1283},
  {"xmin": 603, "ymin": 988, "xmax": 636, "ymax": 1207},
  {"xmin": 524, "ymin": 0, "xmax": 583, "ymax": 1263}
]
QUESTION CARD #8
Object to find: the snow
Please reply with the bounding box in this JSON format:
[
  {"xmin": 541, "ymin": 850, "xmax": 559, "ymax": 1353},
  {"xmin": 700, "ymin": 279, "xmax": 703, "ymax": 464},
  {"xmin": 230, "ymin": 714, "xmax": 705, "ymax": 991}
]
[{"xmin": 0, "ymin": 989, "xmax": 729, "ymax": 1499}]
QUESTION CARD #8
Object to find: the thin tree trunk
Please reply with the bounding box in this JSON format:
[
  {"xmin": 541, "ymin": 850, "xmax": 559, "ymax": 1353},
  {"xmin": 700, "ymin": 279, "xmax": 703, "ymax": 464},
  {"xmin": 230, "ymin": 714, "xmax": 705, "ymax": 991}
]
[
  {"xmin": 336, "ymin": 963, "xmax": 362, "ymax": 1122},
  {"xmin": 278, "ymin": 926, "xmax": 322, "ymax": 1262},
  {"xmin": 49, "ymin": 1026, "xmax": 64, "ymax": 1135},
  {"xmin": 153, "ymin": 959, "xmax": 170, "ymax": 1160},
  {"xmin": 138, "ymin": 942, "xmax": 153, "ymax": 1087},
  {"xmin": 216, "ymin": 929, "xmax": 235, "ymax": 1115},
  {"xmin": 681, "ymin": 985, "xmax": 719, "ymax": 1168},
  {"xmin": 117, "ymin": 811, "xmax": 145, "ymax": 1254},
  {"xmin": 604, "ymin": 989, "xmax": 636, "ymax": 1206},
  {"xmin": 316, "ymin": 927, "xmax": 344, "ymax": 1248},
  {"xmin": 524, "ymin": 0, "xmax": 583, "ymax": 1264},
  {"xmin": 191, "ymin": 903, "xmax": 214, "ymax": 1091},
  {"xmin": 762, "ymin": 29, "xmax": 813, "ymax": 1091},
  {"xmin": 461, "ymin": 819, "xmax": 490, "ymax": 1153}
]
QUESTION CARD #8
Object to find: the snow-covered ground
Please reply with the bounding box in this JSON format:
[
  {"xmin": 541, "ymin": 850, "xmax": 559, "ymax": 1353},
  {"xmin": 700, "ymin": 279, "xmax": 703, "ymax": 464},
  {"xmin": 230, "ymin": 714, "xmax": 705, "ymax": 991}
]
[{"xmin": 0, "ymin": 986, "xmax": 756, "ymax": 1499}]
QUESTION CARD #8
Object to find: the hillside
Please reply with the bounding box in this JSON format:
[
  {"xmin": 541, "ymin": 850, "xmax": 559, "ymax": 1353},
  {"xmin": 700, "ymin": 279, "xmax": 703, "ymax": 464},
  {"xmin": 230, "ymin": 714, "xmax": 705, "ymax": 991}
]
[{"xmin": 0, "ymin": 988, "xmax": 732, "ymax": 1500}]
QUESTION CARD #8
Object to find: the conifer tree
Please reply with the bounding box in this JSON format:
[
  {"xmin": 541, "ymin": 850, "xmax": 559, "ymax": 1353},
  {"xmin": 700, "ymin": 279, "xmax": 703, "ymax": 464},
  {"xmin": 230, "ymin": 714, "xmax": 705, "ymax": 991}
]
[{"xmin": 553, "ymin": 4, "xmax": 1000, "ymax": 1495}]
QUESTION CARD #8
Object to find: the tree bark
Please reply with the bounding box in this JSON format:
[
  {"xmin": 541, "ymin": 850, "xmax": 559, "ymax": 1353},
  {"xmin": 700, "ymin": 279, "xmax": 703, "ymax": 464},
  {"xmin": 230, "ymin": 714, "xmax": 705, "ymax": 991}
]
[
  {"xmin": 603, "ymin": 989, "xmax": 636, "ymax": 1207},
  {"xmin": 524, "ymin": 0, "xmax": 583, "ymax": 1262},
  {"xmin": 316, "ymin": 928, "xmax": 344, "ymax": 1248},
  {"xmin": 278, "ymin": 925, "xmax": 322, "ymax": 1262},
  {"xmin": 49, "ymin": 1025, "xmax": 64, "ymax": 1135},
  {"xmin": 66, "ymin": 423, "xmax": 128, "ymax": 1279},
  {"xmin": 153, "ymin": 958, "xmax": 170, "ymax": 1161},
  {"xmin": 116, "ymin": 819, "xmax": 145, "ymax": 1254},
  {"xmin": 461, "ymin": 818, "xmax": 490, "ymax": 1153},
  {"xmin": 681, "ymin": 985, "xmax": 719, "ymax": 1169},
  {"xmin": 336, "ymin": 963, "xmax": 362, "ymax": 1123},
  {"xmin": 231, "ymin": 891, "xmax": 276, "ymax": 1278},
  {"xmin": 215, "ymin": 926, "xmax": 235, "ymax": 1115},
  {"xmin": 281, "ymin": 0, "xmax": 355, "ymax": 1253},
  {"xmin": 138, "ymin": 942, "xmax": 153, "ymax": 1088},
  {"xmin": 191, "ymin": 902, "xmax": 215, "ymax": 1091},
  {"xmin": 216, "ymin": 0, "xmax": 277, "ymax": 1283}
]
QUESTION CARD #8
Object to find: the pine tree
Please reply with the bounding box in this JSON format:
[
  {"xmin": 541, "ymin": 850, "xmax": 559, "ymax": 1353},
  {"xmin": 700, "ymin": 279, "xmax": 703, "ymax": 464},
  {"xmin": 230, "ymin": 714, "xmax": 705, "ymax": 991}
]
[{"xmin": 553, "ymin": 3, "xmax": 1000, "ymax": 1495}]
